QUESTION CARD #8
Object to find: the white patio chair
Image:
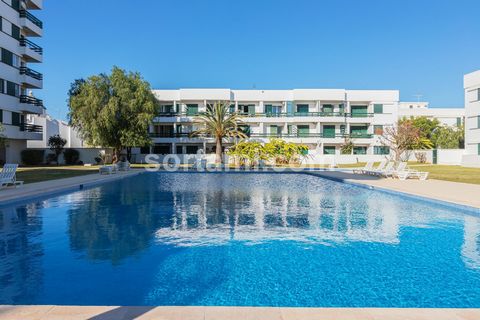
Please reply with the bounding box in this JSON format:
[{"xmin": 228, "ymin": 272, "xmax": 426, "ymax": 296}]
[
  {"xmin": 353, "ymin": 161, "xmax": 373, "ymax": 174},
  {"xmin": 0, "ymin": 164, "xmax": 24, "ymax": 188},
  {"xmin": 365, "ymin": 160, "xmax": 387, "ymax": 175}
]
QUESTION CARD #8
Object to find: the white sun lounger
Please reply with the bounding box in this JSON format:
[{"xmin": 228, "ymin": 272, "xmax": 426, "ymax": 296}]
[
  {"xmin": 394, "ymin": 170, "xmax": 429, "ymax": 180},
  {"xmin": 0, "ymin": 164, "xmax": 24, "ymax": 188},
  {"xmin": 365, "ymin": 160, "xmax": 387, "ymax": 175},
  {"xmin": 353, "ymin": 161, "xmax": 373, "ymax": 174}
]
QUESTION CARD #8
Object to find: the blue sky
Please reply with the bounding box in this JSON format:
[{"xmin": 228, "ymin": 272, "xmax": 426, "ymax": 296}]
[{"xmin": 37, "ymin": 0, "xmax": 479, "ymax": 120}]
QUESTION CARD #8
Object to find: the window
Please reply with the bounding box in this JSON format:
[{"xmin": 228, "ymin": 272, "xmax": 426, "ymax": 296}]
[
  {"xmin": 269, "ymin": 125, "xmax": 280, "ymax": 136},
  {"xmin": 176, "ymin": 146, "xmax": 183, "ymax": 154},
  {"xmin": 186, "ymin": 104, "xmax": 199, "ymax": 116},
  {"xmin": 350, "ymin": 105, "xmax": 368, "ymax": 117},
  {"xmin": 456, "ymin": 117, "xmax": 462, "ymax": 127},
  {"xmin": 140, "ymin": 146, "xmax": 150, "ymax": 154},
  {"xmin": 239, "ymin": 104, "xmax": 255, "ymax": 115},
  {"xmin": 478, "ymin": 88, "xmax": 480, "ymax": 101},
  {"xmin": 338, "ymin": 104, "xmax": 345, "ymax": 114},
  {"xmin": 6, "ymin": 81, "xmax": 19, "ymax": 96},
  {"xmin": 11, "ymin": 112, "xmax": 20, "ymax": 126},
  {"xmin": 340, "ymin": 124, "xmax": 346, "ymax": 135},
  {"xmin": 353, "ymin": 146, "xmax": 367, "ymax": 155},
  {"xmin": 11, "ymin": 24, "xmax": 20, "ymax": 40},
  {"xmin": 373, "ymin": 104, "xmax": 383, "ymax": 114},
  {"xmin": 374, "ymin": 146, "xmax": 390, "ymax": 155},
  {"xmin": 186, "ymin": 145, "xmax": 199, "ymax": 154},
  {"xmin": 157, "ymin": 104, "xmax": 174, "ymax": 114},
  {"xmin": 374, "ymin": 125, "xmax": 383, "ymax": 135},
  {"xmin": 0, "ymin": 109, "xmax": 3, "ymax": 123},
  {"xmin": 0, "ymin": 79, "xmax": 4, "ymax": 94},
  {"xmin": 478, "ymin": 116, "xmax": 480, "ymax": 129},
  {"xmin": 239, "ymin": 125, "xmax": 251, "ymax": 136},
  {"xmin": 322, "ymin": 104, "xmax": 333, "ymax": 114},
  {"xmin": 296, "ymin": 104, "xmax": 309, "ymax": 114},
  {"xmin": 478, "ymin": 143, "xmax": 480, "ymax": 156},
  {"xmin": 229, "ymin": 104, "xmax": 235, "ymax": 113},
  {"xmin": 322, "ymin": 125, "xmax": 336, "ymax": 138},
  {"xmin": 323, "ymin": 146, "xmax": 336, "ymax": 155},
  {"xmin": 153, "ymin": 144, "xmax": 171, "ymax": 154},
  {"xmin": 297, "ymin": 125, "xmax": 310, "ymax": 137},
  {"xmin": 265, "ymin": 104, "xmax": 281, "ymax": 115},
  {"xmin": 350, "ymin": 125, "xmax": 369, "ymax": 137},
  {"xmin": 1, "ymin": 48, "xmax": 13, "ymax": 66}
]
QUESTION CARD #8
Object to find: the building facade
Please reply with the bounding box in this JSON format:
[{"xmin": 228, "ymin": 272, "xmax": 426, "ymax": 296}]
[
  {"xmin": 398, "ymin": 102, "xmax": 464, "ymax": 127},
  {"xmin": 463, "ymin": 70, "xmax": 480, "ymax": 167},
  {"xmin": 0, "ymin": 0, "xmax": 43, "ymax": 164},
  {"xmin": 27, "ymin": 114, "xmax": 85, "ymax": 149},
  {"xmin": 146, "ymin": 89, "xmax": 399, "ymax": 158}
]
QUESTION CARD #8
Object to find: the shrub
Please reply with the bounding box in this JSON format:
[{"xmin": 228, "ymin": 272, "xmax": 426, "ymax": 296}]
[
  {"xmin": 415, "ymin": 152, "xmax": 427, "ymax": 164},
  {"xmin": 46, "ymin": 153, "xmax": 57, "ymax": 164},
  {"xmin": 21, "ymin": 149, "xmax": 45, "ymax": 165},
  {"xmin": 63, "ymin": 149, "xmax": 80, "ymax": 165}
]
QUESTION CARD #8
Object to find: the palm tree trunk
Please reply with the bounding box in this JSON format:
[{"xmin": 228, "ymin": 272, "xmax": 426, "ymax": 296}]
[{"xmin": 216, "ymin": 138, "xmax": 222, "ymax": 164}]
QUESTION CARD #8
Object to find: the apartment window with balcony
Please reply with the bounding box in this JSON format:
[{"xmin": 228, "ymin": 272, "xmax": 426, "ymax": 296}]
[
  {"xmin": 323, "ymin": 146, "xmax": 336, "ymax": 155},
  {"xmin": 353, "ymin": 146, "xmax": 367, "ymax": 155},
  {"xmin": 296, "ymin": 104, "xmax": 309, "ymax": 115},
  {"xmin": 323, "ymin": 125, "xmax": 336, "ymax": 138},
  {"xmin": 374, "ymin": 146, "xmax": 390, "ymax": 155},
  {"xmin": 374, "ymin": 125, "xmax": 384, "ymax": 135},
  {"xmin": 373, "ymin": 104, "xmax": 383, "ymax": 114},
  {"xmin": 297, "ymin": 125, "xmax": 310, "ymax": 137},
  {"xmin": 350, "ymin": 125, "xmax": 369, "ymax": 137},
  {"xmin": 351, "ymin": 105, "xmax": 368, "ymax": 117},
  {"xmin": 238, "ymin": 104, "xmax": 255, "ymax": 115},
  {"xmin": 153, "ymin": 144, "xmax": 171, "ymax": 155},
  {"xmin": 269, "ymin": 125, "xmax": 281, "ymax": 136},
  {"xmin": 322, "ymin": 104, "xmax": 334, "ymax": 114},
  {"xmin": 186, "ymin": 104, "xmax": 199, "ymax": 116},
  {"xmin": 157, "ymin": 105, "xmax": 174, "ymax": 114},
  {"xmin": 339, "ymin": 104, "xmax": 345, "ymax": 114},
  {"xmin": 186, "ymin": 146, "xmax": 199, "ymax": 154}
]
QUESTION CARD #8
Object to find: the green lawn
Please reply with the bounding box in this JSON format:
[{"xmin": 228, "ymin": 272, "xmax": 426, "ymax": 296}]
[
  {"xmin": 338, "ymin": 162, "xmax": 480, "ymax": 185},
  {"xmin": 16, "ymin": 166, "xmax": 99, "ymax": 184}
]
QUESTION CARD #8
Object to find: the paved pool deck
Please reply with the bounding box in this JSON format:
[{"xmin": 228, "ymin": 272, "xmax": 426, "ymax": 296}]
[
  {"xmin": 0, "ymin": 305, "xmax": 479, "ymax": 320},
  {"xmin": 307, "ymin": 170, "xmax": 480, "ymax": 209}
]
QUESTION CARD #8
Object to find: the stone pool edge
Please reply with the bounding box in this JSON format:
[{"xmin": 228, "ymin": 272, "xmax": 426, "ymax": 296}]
[{"xmin": 0, "ymin": 305, "xmax": 479, "ymax": 320}]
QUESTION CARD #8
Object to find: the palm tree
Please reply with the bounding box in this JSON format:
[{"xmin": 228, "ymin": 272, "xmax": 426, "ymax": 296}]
[{"xmin": 191, "ymin": 101, "xmax": 247, "ymax": 163}]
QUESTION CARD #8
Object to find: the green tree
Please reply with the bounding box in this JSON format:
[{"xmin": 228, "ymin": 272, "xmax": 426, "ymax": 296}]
[
  {"xmin": 263, "ymin": 139, "xmax": 308, "ymax": 164},
  {"xmin": 191, "ymin": 101, "xmax": 247, "ymax": 163},
  {"xmin": 381, "ymin": 122, "xmax": 421, "ymax": 161},
  {"xmin": 432, "ymin": 125, "xmax": 464, "ymax": 149},
  {"xmin": 48, "ymin": 134, "xmax": 67, "ymax": 165},
  {"xmin": 227, "ymin": 140, "xmax": 266, "ymax": 166},
  {"xmin": 68, "ymin": 66, "xmax": 157, "ymax": 163}
]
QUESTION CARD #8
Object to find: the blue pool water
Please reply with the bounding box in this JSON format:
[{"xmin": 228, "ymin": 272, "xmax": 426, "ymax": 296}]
[{"xmin": 1, "ymin": 172, "xmax": 479, "ymax": 307}]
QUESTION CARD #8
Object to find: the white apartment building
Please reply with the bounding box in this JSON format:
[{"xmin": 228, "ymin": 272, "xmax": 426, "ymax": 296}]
[
  {"xmin": 146, "ymin": 89, "xmax": 399, "ymax": 157},
  {"xmin": 0, "ymin": 0, "xmax": 43, "ymax": 164},
  {"xmin": 27, "ymin": 114, "xmax": 85, "ymax": 149},
  {"xmin": 463, "ymin": 70, "xmax": 480, "ymax": 167},
  {"xmin": 398, "ymin": 102, "xmax": 464, "ymax": 127}
]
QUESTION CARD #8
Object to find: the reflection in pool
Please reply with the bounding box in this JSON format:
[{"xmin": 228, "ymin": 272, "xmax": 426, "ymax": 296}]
[{"xmin": 0, "ymin": 172, "xmax": 479, "ymax": 307}]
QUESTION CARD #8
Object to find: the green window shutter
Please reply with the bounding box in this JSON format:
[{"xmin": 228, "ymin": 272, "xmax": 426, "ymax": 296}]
[
  {"xmin": 229, "ymin": 104, "xmax": 235, "ymax": 113},
  {"xmin": 373, "ymin": 104, "xmax": 383, "ymax": 114},
  {"xmin": 322, "ymin": 104, "xmax": 333, "ymax": 114},
  {"xmin": 340, "ymin": 124, "xmax": 346, "ymax": 135},
  {"xmin": 478, "ymin": 144, "xmax": 480, "ymax": 156},
  {"xmin": 287, "ymin": 125, "xmax": 292, "ymax": 135},
  {"xmin": 248, "ymin": 105, "xmax": 255, "ymax": 115},
  {"xmin": 477, "ymin": 116, "xmax": 480, "ymax": 129},
  {"xmin": 339, "ymin": 104, "xmax": 345, "ymax": 114},
  {"xmin": 323, "ymin": 125, "xmax": 336, "ymax": 138},
  {"xmin": 323, "ymin": 146, "xmax": 336, "ymax": 155},
  {"xmin": 297, "ymin": 125, "xmax": 309, "ymax": 137},
  {"xmin": 186, "ymin": 104, "xmax": 198, "ymax": 116},
  {"xmin": 351, "ymin": 105, "xmax": 368, "ymax": 117},
  {"xmin": 296, "ymin": 104, "xmax": 309, "ymax": 114},
  {"xmin": 456, "ymin": 117, "xmax": 461, "ymax": 127},
  {"xmin": 374, "ymin": 125, "xmax": 383, "ymax": 135}
]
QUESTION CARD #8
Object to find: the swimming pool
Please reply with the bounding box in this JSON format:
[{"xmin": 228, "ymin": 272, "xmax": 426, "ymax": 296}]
[{"xmin": 1, "ymin": 172, "xmax": 479, "ymax": 307}]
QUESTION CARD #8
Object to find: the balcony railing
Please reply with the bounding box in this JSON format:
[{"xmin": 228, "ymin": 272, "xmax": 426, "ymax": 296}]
[
  {"xmin": 149, "ymin": 132, "xmax": 200, "ymax": 138},
  {"xmin": 20, "ymin": 66, "xmax": 43, "ymax": 80},
  {"xmin": 19, "ymin": 37, "xmax": 43, "ymax": 54},
  {"xmin": 20, "ymin": 94, "xmax": 44, "ymax": 106},
  {"xmin": 155, "ymin": 111, "xmax": 368, "ymax": 118},
  {"xmin": 148, "ymin": 131, "xmax": 374, "ymax": 139},
  {"xmin": 19, "ymin": 9, "xmax": 43, "ymax": 29},
  {"xmin": 20, "ymin": 123, "xmax": 43, "ymax": 133}
]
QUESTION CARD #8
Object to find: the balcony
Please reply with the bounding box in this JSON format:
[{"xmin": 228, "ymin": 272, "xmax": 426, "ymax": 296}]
[
  {"xmin": 19, "ymin": 9, "xmax": 43, "ymax": 36},
  {"xmin": 25, "ymin": 0, "xmax": 43, "ymax": 10},
  {"xmin": 20, "ymin": 123, "xmax": 43, "ymax": 133},
  {"xmin": 19, "ymin": 37, "xmax": 43, "ymax": 62},
  {"xmin": 20, "ymin": 66, "xmax": 43, "ymax": 88},
  {"xmin": 20, "ymin": 94, "xmax": 43, "ymax": 106}
]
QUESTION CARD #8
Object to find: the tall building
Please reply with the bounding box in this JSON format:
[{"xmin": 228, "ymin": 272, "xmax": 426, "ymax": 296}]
[
  {"xmin": 147, "ymin": 89, "xmax": 399, "ymax": 157},
  {"xmin": 463, "ymin": 70, "xmax": 480, "ymax": 167},
  {"xmin": 0, "ymin": 0, "xmax": 43, "ymax": 164}
]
